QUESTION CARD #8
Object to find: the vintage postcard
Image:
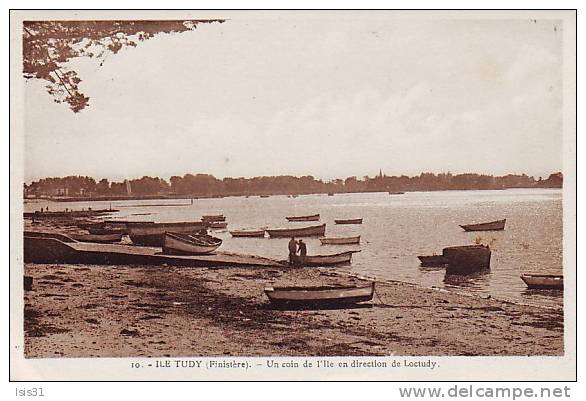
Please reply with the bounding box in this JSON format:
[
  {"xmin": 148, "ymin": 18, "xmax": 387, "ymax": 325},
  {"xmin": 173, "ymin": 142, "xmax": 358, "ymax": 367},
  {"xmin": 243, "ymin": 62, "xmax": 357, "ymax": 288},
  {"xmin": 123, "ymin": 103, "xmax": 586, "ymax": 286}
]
[{"xmin": 9, "ymin": 9, "xmax": 576, "ymax": 381}]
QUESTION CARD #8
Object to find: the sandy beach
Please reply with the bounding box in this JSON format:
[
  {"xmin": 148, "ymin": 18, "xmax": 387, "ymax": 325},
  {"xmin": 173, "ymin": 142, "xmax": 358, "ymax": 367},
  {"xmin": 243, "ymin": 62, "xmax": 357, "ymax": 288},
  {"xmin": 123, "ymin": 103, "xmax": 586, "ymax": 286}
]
[{"xmin": 24, "ymin": 261, "xmax": 564, "ymax": 358}]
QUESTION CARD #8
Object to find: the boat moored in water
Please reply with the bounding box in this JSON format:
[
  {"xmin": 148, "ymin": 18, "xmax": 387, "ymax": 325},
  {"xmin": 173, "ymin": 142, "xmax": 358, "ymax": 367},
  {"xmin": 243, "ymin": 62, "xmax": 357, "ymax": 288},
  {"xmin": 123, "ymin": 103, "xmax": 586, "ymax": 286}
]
[
  {"xmin": 520, "ymin": 274, "xmax": 563, "ymax": 290},
  {"xmin": 209, "ymin": 221, "xmax": 228, "ymax": 229},
  {"xmin": 319, "ymin": 235, "xmax": 360, "ymax": 245},
  {"xmin": 202, "ymin": 215, "xmax": 226, "ymax": 222},
  {"xmin": 163, "ymin": 232, "xmax": 222, "ymax": 255},
  {"xmin": 264, "ymin": 282, "xmax": 375, "ymax": 307},
  {"xmin": 334, "ymin": 218, "xmax": 363, "ymax": 225},
  {"xmin": 266, "ymin": 223, "xmax": 326, "ymax": 238},
  {"xmin": 229, "ymin": 230, "xmax": 266, "ymax": 238},
  {"xmin": 459, "ymin": 219, "xmax": 506, "ymax": 232},
  {"xmin": 286, "ymin": 214, "xmax": 320, "ymax": 222},
  {"xmin": 417, "ymin": 255, "xmax": 448, "ymax": 267}
]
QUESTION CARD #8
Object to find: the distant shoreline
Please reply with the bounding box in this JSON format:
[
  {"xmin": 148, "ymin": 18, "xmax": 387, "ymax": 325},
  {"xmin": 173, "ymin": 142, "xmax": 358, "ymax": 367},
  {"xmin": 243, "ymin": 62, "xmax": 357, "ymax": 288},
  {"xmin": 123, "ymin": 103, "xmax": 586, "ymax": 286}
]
[{"xmin": 24, "ymin": 186, "xmax": 562, "ymax": 203}]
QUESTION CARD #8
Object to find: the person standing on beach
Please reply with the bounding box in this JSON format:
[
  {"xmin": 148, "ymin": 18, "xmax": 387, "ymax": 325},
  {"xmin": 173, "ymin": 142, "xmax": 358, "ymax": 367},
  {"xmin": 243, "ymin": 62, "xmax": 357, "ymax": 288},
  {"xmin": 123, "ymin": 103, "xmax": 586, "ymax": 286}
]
[
  {"xmin": 288, "ymin": 237, "xmax": 298, "ymax": 265},
  {"xmin": 297, "ymin": 239, "xmax": 307, "ymax": 265}
]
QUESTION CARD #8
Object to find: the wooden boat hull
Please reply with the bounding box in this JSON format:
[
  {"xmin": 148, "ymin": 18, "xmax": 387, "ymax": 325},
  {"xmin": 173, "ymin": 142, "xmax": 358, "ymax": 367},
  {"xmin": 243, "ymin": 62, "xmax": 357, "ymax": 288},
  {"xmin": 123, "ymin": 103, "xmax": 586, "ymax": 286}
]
[
  {"xmin": 304, "ymin": 251, "xmax": 355, "ymax": 266},
  {"xmin": 128, "ymin": 222, "xmax": 207, "ymax": 246},
  {"xmin": 209, "ymin": 222, "xmax": 228, "ymax": 229},
  {"xmin": 163, "ymin": 232, "xmax": 222, "ymax": 255},
  {"xmin": 266, "ymin": 223, "xmax": 326, "ymax": 238},
  {"xmin": 69, "ymin": 233, "xmax": 123, "ymax": 243},
  {"xmin": 460, "ymin": 219, "xmax": 506, "ymax": 232},
  {"xmin": 417, "ymin": 255, "xmax": 448, "ymax": 267},
  {"xmin": 265, "ymin": 282, "xmax": 374, "ymax": 307},
  {"xmin": 320, "ymin": 236, "xmax": 360, "ymax": 245},
  {"xmin": 230, "ymin": 230, "xmax": 266, "ymax": 238},
  {"xmin": 443, "ymin": 245, "xmax": 491, "ymax": 275},
  {"xmin": 521, "ymin": 274, "xmax": 563, "ymax": 289},
  {"xmin": 202, "ymin": 215, "xmax": 226, "ymax": 222},
  {"xmin": 334, "ymin": 218, "xmax": 363, "ymax": 225},
  {"xmin": 285, "ymin": 214, "xmax": 320, "ymax": 222}
]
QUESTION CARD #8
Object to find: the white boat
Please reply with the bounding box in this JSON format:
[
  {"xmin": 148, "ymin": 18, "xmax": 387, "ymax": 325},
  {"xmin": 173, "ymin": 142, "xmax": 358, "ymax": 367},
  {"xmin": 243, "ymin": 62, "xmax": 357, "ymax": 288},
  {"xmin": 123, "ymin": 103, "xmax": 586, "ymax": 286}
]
[
  {"xmin": 264, "ymin": 282, "xmax": 375, "ymax": 307},
  {"xmin": 319, "ymin": 235, "xmax": 360, "ymax": 245},
  {"xmin": 303, "ymin": 251, "xmax": 356, "ymax": 266},
  {"xmin": 163, "ymin": 232, "xmax": 222, "ymax": 255},
  {"xmin": 520, "ymin": 274, "xmax": 563, "ymax": 289},
  {"xmin": 266, "ymin": 223, "xmax": 326, "ymax": 238}
]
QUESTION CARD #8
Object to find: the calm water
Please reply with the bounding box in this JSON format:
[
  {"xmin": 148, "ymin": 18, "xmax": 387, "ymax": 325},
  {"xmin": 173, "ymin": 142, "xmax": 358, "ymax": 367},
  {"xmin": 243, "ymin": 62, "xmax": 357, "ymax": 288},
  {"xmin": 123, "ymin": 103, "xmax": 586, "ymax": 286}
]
[{"xmin": 25, "ymin": 189, "xmax": 564, "ymax": 308}]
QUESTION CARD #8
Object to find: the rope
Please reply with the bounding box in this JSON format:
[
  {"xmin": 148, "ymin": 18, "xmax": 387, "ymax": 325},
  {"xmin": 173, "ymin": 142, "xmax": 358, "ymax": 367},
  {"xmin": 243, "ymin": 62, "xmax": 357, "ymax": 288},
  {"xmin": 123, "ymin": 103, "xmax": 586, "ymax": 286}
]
[{"xmin": 373, "ymin": 281, "xmax": 389, "ymax": 306}]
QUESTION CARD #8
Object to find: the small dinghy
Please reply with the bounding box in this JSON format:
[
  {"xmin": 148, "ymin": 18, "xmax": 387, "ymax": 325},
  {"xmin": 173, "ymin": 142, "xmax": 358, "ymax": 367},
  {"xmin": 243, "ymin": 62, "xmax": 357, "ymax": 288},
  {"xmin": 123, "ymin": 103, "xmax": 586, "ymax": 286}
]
[
  {"xmin": 202, "ymin": 215, "xmax": 226, "ymax": 222},
  {"xmin": 69, "ymin": 232, "xmax": 123, "ymax": 243},
  {"xmin": 459, "ymin": 219, "xmax": 506, "ymax": 232},
  {"xmin": 334, "ymin": 218, "xmax": 363, "ymax": 225},
  {"xmin": 209, "ymin": 221, "xmax": 228, "ymax": 229},
  {"xmin": 303, "ymin": 250, "xmax": 357, "ymax": 266},
  {"xmin": 163, "ymin": 232, "xmax": 222, "ymax": 255},
  {"xmin": 319, "ymin": 235, "xmax": 360, "ymax": 245},
  {"xmin": 417, "ymin": 255, "xmax": 448, "ymax": 267},
  {"xmin": 520, "ymin": 274, "xmax": 563, "ymax": 289},
  {"xmin": 266, "ymin": 223, "xmax": 326, "ymax": 238},
  {"xmin": 286, "ymin": 214, "xmax": 320, "ymax": 222},
  {"xmin": 264, "ymin": 282, "xmax": 375, "ymax": 307},
  {"xmin": 230, "ymin": 230, "xmax": 266, "ymax": 238}
]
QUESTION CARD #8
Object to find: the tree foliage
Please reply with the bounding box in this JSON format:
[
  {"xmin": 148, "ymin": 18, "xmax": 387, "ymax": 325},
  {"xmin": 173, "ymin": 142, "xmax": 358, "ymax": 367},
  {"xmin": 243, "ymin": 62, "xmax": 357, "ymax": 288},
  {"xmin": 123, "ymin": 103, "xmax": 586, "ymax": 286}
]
[{"xmin": 23, "ymin": 19, "xmax": 225, "ymax": 112}]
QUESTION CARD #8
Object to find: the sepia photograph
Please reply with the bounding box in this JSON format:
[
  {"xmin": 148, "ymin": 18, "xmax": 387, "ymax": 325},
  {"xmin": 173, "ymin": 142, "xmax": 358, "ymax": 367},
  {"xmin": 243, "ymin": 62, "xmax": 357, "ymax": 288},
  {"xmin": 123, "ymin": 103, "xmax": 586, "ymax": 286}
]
[{"xmin": 9, "ymin": 9, "xmax": 576, "ymax": 381}]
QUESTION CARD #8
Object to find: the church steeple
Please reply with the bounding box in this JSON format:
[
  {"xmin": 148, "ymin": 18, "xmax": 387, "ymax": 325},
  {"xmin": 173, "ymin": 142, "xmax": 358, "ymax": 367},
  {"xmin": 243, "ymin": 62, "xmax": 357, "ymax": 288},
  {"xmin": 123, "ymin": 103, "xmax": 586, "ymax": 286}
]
[{"xmin": 378, "ymin": 168, "xmax": 383, "ymax": 179}]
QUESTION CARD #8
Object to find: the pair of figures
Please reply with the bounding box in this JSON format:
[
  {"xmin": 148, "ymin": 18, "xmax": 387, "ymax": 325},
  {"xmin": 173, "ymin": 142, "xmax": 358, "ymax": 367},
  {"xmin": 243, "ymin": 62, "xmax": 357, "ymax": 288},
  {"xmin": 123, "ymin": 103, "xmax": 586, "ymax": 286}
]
[{"xmin": 288, "ymin": 237, "xmax": 307, "ymax": 265}]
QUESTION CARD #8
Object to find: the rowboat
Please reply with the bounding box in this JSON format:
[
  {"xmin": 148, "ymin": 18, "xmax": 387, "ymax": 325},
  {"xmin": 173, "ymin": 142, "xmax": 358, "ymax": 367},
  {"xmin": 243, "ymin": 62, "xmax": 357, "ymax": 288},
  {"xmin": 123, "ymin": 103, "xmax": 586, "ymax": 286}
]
[
  {"xmin": 319, "ymin": 235, "xmax": 360, "ymax": 245},
  {"xmin": 202, "ymin": 215, "xmax": 225, "ymax": 222},
  {"xmin": 69, "ymin": 232, "xmax": 123, "ymax": 243},
  {"xmin": 209, "ymin": 221, "xmax": 228, "ymax": 229},
  {"xmin": 230, "ymin": 230, "xmax": 266, "ymax": 238},
  {"xmin": 260, "ymin": 195, "xmax": 270, "ymax": 198},
  {"xmin": 303, "ymin": 251, "xmax": 356, "ymax": 266},
  {"xmin": 388, "ymin": 191, "xmax": 405, "ymax": 195},
  {"xmin": 266, "ymin": 223, "xmax": 326, "ymax": 238},
  {"xmin": 520, "ymin": 274, "xmax": 563, "ymax": 290},
  {"xmin": 417, "ymin": 255, "xmax": 448, "ymax": 267},
  {"xmin": 459, "ymin": 219, "xmax": 506, "ymax": 232},
  {"xmin": 127, "ymin": 221, "xmax": 208, "ymax": 246},
  {"xmin": 334, "ymin": 218, "xmax": 363, "ymax": 225},
  {"xmin": 163, "ymin": 232, "xmax": 222, "ymax": 255},
  {"xmin": 264, "ymin": 282, "xmax": 375, "ymax": 307},
  {"xmin": 286, "ymin": 214, "xmax": 320, "ymax": 222},
  {"xmin": 443, "ymin": 245, "xmax": 491, "ymax": 275}
]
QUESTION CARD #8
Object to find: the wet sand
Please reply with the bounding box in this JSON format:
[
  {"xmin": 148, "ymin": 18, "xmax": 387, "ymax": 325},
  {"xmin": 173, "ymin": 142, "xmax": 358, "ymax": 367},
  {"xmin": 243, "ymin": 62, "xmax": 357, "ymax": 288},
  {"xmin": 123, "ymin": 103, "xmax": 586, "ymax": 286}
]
[{"xmin": 24, "ymin": 262, "xmax": 563, "ymax": 357}]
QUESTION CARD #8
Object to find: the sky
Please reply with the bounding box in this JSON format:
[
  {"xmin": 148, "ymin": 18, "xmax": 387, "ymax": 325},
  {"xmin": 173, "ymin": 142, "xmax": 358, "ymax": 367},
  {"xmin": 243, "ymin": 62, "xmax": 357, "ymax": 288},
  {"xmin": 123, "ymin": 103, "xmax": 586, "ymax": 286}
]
[{"xmin": 23, "ymin": 13, "xmax": 565, "ymax": 182}]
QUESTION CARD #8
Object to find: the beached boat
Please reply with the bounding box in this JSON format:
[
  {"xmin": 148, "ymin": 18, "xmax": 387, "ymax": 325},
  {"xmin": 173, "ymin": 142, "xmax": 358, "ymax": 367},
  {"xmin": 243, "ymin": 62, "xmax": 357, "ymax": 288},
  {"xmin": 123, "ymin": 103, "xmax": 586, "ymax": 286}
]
[
  {"xmin": 69, "ymin": 232, "xmax": 123, "ymax": 243},
  {"xmin": 230, "ymin": 230, "xmax": 266, "ymax": 238},
  {"xmin": 520, "ymin": 274, "xmax": 563, "ymax": 290},
  {"xmin": 459, "ymin": 219, "xmax": 506, "ymax": 232},
  {"xmin": 286, "ymin": 214, "xmax": 320, "ymax": 222},
  {"xmin": 264, "ymin": 282, "xmax": 375, "ymax": 307},
  {"xmin": 417, "ymin": 255, "xmax": 448, "ymax": 267},
  {"xmin": 202, "ymin": 215, "xmax": 226, "ymax": 222},
  {"xmin": 128, "ymin": 221, "xmax": 208, "ymax": 246},
  {"xmin": 163, "ymin": 232, "xmax": 222, "ymax": 255},
  {"xmin": 266, "ymin": 223, "xmax": 326, "ymax": 238},
  {"xmin": 209, "ymin": 221, "xmax": 228, "ymax": 229},
  {"xmin": 303, "ymin": 250, "xmax": 356, "ymax": 266},
  {"xmin": 319, "ymin": 235, "xmax": 360, "ymax": 245},
  {"xmin": 334, "ymin": 218, "xmax": 363, "ymax": 225}
]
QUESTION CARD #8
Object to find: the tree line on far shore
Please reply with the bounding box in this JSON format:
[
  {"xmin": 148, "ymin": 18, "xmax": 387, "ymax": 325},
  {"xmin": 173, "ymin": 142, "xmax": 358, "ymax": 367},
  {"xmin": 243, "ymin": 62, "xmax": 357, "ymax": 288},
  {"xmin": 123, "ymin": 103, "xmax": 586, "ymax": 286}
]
[{"xmin": 23, "ymin": 171, "xmax": 563, "ymax": 199}]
